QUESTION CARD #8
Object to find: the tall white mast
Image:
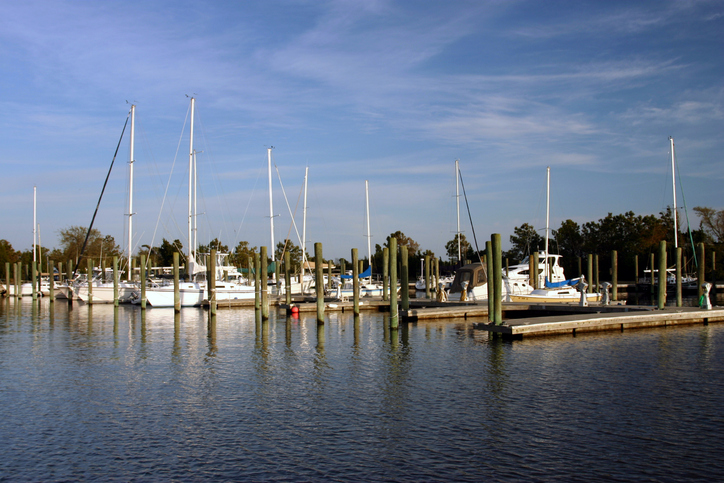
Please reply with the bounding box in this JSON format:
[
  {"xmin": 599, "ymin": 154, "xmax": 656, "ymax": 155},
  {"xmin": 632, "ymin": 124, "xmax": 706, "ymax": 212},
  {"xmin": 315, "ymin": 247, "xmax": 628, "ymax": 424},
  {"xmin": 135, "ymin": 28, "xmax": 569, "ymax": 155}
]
[
  {"xmin": 455, "ymin": 159, "xmax": 461, "ymax": 264},
  {"xmin": 545, "ymin": 166, "xmax": 550, "ymax": 283},
  {"xmin": 188, "ymin": 97, "xmax": 195, "ymax": 277},
  {"xmin": 268, "ymin": 147, "xmax": 275, "ymax": 267},
  {"xmin": 670, "ymin": 136, "xmax": 678, "ymax": 248},
  {"xmin": 365, "ymin": 180, "xmax": 372, "ymax": 279},
  {"xmin": 302, "ymin": 166, "xmax": 308, "ymax": 286},
  {"xmin": 127, "ymin": 104, "xmax": 135, "ymax": 276},
  {"xmin": 33, "ymin": 186, "xmax": 37, "ymax": 263}
]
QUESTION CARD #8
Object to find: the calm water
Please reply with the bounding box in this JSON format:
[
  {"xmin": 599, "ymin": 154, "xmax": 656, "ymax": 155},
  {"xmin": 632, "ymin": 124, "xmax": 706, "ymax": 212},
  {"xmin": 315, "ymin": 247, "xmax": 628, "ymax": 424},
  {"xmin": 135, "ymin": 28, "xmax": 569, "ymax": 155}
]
[{"xmin": 1, "ymin": 298, "xmax": 723, "ymax": 482}]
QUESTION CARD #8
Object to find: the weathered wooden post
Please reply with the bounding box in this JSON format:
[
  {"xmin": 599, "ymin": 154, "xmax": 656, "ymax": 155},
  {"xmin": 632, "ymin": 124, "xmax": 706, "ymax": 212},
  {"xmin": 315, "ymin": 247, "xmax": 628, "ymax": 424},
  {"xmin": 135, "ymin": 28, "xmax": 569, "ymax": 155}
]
[
  {"xmin": 435, "ymin": 257, "xmax": 440, "ymax": 292},
  {"xmin": 594, "ymin": 253, "xmax": 599, "ymax": 294},
  {"xmin": 382, "ymin": 247, "xmax": 389, "ymax": 301},
  {"xmin": 676, "ymin": 247, "xmax": 682, "ymax": 307},
  {"xmin": 284, "ymin": 251, "xmax": 291, "ymax": 306},
  {"xmin": 32, "ymin": 261, "xmax": 37, "ymax": 301},
  {"xmin": 315, "ymin": 243, "xmax": 324, "ymax": 324},
  {"xmin": 611, "ymin": 250, "xmax": 618, "ymax": 301},
  {"xmin": 493, "ymin": 234, "xmax": 503, "ymax": 326},
  {"xmin": 113, "ymin": 256, "xmax": 118, "ymax": 307},
  {"xmin": 577, "ymin": 256, "xmax": 582, "ymax": 277},
  {"xmin": 389, "ymin": 238, "xmax": 398, "ymax": 329},
  {"xmin": 5, "ymin": 262, "xmax": 9, "ymax": 297},
  {"xmin": 658, "ymin": 241, "xmax": 666, "ymax": 310},
  {"xmin": 209, "ymin": 249, "xmax": 217, "ymax": 316},
  {"xmin": 352, "ymin": 248, "xmax": 360, "ymax": 315},
  {"xmin": 634, "ymin": 254, "xmax": 639, "ymax": 284},
  {"xmin": 328, "ymin": 262, "xmax": 333, "ymax": 291},
  {"xmin": 401, "ymin": 246, "xmax": 409, "ymax": 311},
  {"xmin": 130, "ymin": 259, "xmax": 135, "ymax": 282},
  {"xmin": 14, "ymin": 262, "xmax": 20, "ymax": 298},
  {"xmin": 486, "ymin": 241, "xmax": 494, "ymax": 321},
  {"xmin": 173, "ymin": 252, "xmax": 180, "ymax": 312},
  {"xmin": 650, "ymin": 253, "xmax": 655, "ymax": 298},
  {"xmin": 87, "ymin": 258, "xmax": 93, "ymax": 304},
  {"xmin": 531, "ymin": 251, "xmax": 539, "ymax": 289},
  {"xmin": 67, "ymin": 260, "xmax": 72, "ymax": 284},
  {"xmin": 697, "ymin": 242, "xmax": 706, "ymax": 300},
  {"xmin": 587, "ymin": 254, "xmax": 593, "ymax": 294},
  {"xmin": 424, "ymin": 254, "xmax": 431, "ymax": 299},
  {"xmin": 254, "ymin": 253, "xmax": 260, "ymax": 313},
  {"xmin": 48, "ymin": 261, "xmax": 55, "ymax": 302},
  {"xmin": 261, "ymin": 246, "xmax": 269, "ymax": 320},
  {"xmin": 140, "ymin": 255, "xmax": 146, "ymax": 309}
]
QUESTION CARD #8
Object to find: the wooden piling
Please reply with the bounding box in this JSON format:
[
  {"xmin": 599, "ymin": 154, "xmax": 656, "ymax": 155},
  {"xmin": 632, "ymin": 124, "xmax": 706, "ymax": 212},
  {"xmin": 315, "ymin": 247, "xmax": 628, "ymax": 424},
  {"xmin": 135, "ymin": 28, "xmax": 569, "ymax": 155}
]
[
  {"xmin": 87, "ymin": 259, "xmax": 93, "ymax": 304},
  {"xmin": 697, "ymin": 242, "xmax": 706, "ymax": 299},
  {"xmin": 140, "ymin": 255, "xmax": 146, "ymax": 309},
  {"xmin": 676, "ymin": 247, "xmax": 682, "ymax": 307},
  {"xmin": 611, "ymin": 250, "xmax": 618, "ymax": 301},
  {"xmin": 658, "ymin": 241, "xmax": 666, "ymax": 310},
  {"xmin": 594, "ymin": 254, "xmax": 599, "ymax": 294},
  {"xmin": 14, "ymin": 262, "xmax": 20, "ymax": 298},
  {"xmin": 650, "ymin": 253, "xmax": 655, "ymax": 298},
  {"xmin": 113, "ymin": 256, "xmax": 118, "ymax": 307},
  {"xmin": 389, "ymin": 238, "xmax": 398, "ymax": 329},
  {"xmin": 48, "ymin": 261, "xmax": 55, "ymax": 302},
  {"xmin": 328, "ymin": 263, "xmax": 333, "ymax": 291},
  {"xmin": 425, "ymin": 254, "xmax": 431, "ymax": 298},
  {"xmin": 284, "ymin": 251, "xmax": 291, "ymax": 306},
  {"xmin": 173, "ymin": 252, "xmax": 180, "ymax": 312},
  {"xmin": 209, "ymin": 249, "xmax": 217, "ymax": 316},
  {"xmin": 492, "ymin": 233, "xmax": 503, "ymax": 326},
  {"xmin": 254, "ymin": 253, "xmax": 260, "ymax": 312},
  {"xmin": 261, "ymin": 246, "xmax": 269, "ymax": 320},
  {"xmin": 4, "ymin": 262, "xmax": 9, "ymax": 297},
  {"xmin": 32, "ymin": 261, "xmax": 37, "ymax": 301},
  {"xmin": 352, "ymin": 248, "xmax": 360, "ymax": 315},
  {"xmin": 486, "ymin": 241, "xmax": 494, "ymax": 321},
  {"xmin": 531, "ymin": 251, "xmax": 539, "ymax": 289},
  {"xmin": 315, "ymin": 242, "xmax": 324, "ymax": 324},
  {"xmin": 401, "ymin": 246, "xmax": 409, "ymax": 311},
  {"xmin": 382, "ymin": 247, "xmax": 389, "ymax": 301},
  {"xmin": 587, "ymin": 254, "xmax": 593, "ymax": 294}
]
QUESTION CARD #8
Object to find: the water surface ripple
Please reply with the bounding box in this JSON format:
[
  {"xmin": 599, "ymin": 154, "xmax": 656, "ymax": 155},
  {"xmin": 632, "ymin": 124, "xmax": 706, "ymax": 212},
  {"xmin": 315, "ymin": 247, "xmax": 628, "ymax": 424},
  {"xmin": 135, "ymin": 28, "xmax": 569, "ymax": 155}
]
[{"xmin": 1, "ymin": 299, "xmax": 723, "ymax": 481}]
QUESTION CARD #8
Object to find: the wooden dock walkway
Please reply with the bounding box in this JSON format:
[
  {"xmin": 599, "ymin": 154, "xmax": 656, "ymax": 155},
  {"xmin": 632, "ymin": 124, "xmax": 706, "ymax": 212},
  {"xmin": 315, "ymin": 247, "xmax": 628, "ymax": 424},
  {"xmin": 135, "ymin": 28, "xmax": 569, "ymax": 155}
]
[{"xmin": 475, "ymin": 306, "xmax": 724, "ymax": 338}]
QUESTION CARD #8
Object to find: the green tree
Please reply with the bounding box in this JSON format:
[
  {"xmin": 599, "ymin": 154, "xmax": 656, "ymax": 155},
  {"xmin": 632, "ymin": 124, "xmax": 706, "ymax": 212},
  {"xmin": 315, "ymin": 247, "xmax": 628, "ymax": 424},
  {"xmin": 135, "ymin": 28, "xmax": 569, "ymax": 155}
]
[
  {"xmin": 694, "ymin": 206, "xmax": 724, "ymax": 243},
  {"xmin": 230, "ymin": 240, "xmax": 258, "ymax": 268},
  {"xmin": 156, "ymin": 238, "xmax": 183, "ymax": 267},
  {"xmin": 385, "ymin": 231, "xmax": 420, "ymax": 257},
  {"xmin": 445, "ymin": 233, "xmax": 471, "ymax": 263},
  {"xmin": 275, "ymin": 239, "xmax": 305, "ymax": 271},
  {"xmin": 507, "ymin": 223, "xmax": 543, "ymax": 263},
  {"xmin": 0, "ymin": 240, "xmax": 19, "ymax": 278}
]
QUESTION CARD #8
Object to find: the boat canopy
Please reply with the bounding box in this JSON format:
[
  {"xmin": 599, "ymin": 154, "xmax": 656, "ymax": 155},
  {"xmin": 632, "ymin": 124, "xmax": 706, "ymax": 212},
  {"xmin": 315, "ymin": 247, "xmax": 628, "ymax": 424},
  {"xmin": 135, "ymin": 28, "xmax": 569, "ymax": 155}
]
[
  {"xmin": 341, "ymin": 266, "xmax": 372, "ymax": 279},
  {"xmin": 544, "ymin": 277, "xmax": 581, "ymax": 289}
]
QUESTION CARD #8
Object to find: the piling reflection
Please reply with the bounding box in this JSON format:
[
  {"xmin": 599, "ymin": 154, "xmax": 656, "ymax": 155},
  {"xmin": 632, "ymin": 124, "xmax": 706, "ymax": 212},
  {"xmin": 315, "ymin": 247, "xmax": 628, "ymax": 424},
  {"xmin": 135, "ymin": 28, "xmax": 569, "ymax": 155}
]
[{"xmin": 206, "ymin": 314, "xmax": 217, "ymax": 360}]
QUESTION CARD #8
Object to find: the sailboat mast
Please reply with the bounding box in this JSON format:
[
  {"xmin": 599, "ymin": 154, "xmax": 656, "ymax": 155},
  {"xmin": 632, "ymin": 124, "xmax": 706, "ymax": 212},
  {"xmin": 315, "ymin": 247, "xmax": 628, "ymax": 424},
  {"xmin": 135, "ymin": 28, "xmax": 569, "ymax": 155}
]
[
  {"xmin": 267, "ymin": 148, "xmax": 276, "ymax": 267},
  {"xmin": 33, "ymin": 186, "xmax": 37, "ymax": 263},
  {"xmin": 301, "ymin": 166, "xmax": 308, "ymax": 288},
  {"xmin": 366, "ymin": 180, "xmax": 372, "ymax": 279},
  {"xmin": 670, "ymin": 136, "xmax": 678, "ymax": 248},
  {"xmin": 545, "ymin": 166, "xmax": 550, "ymax": 282},
  {"xmin": 188, "ymin": 97, "xmax": 195, "ymax": 276},
  {"xmin": 128, "ymin": 104, "xmax": 135, "ymax": 277},
  {"xmin": 456, "ymin": 159, "xmax": 461, "ymax": 264}
]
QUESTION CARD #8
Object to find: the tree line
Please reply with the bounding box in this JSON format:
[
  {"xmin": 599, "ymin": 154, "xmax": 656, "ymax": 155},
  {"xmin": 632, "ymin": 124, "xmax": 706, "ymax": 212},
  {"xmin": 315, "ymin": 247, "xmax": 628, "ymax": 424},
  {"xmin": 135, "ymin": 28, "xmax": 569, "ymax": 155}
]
[{"xmin": 1, "ymin": 206, "xmax": 722, "ymax": 281}]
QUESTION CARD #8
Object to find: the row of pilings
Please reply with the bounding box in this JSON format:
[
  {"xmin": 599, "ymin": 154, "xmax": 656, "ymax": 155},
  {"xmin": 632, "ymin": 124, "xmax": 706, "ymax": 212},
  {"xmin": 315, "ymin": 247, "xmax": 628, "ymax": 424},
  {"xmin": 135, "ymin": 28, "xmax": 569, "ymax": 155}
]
[{"xmin": 3, "ymin": 240, "xmax": 716, "ymax": 317}]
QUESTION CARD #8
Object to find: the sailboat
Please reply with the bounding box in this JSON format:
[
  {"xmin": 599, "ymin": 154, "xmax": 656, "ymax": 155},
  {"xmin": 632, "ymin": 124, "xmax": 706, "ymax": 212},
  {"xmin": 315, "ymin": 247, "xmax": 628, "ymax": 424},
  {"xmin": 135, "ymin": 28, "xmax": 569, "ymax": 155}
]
[
  {"xmin": 509, "ymin": 167, "xmax": 600, "ymax": 303},
  {"xmin": 138, "ymin": 98, "xmax": 205, "ymax": 307},
  {"xmin": 74, "ymin": 105, "xmax": 140, "ymax": 303},
  {"xmin": 333, "ymin": 181, "xmax": 384, "ymax": 298}
]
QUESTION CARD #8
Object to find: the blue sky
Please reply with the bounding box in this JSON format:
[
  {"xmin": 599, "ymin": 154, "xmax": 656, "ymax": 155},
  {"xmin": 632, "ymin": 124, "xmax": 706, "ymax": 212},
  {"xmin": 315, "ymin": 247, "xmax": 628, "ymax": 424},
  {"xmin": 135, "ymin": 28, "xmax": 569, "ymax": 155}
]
[{"xmin": 1, "ymin": 0, "xmax": 722, "ymax": 262}]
